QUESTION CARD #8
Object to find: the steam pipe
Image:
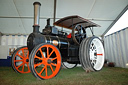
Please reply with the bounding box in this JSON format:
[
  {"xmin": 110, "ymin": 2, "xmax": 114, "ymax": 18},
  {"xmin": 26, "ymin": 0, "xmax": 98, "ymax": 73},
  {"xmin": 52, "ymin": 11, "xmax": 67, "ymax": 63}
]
[{"xmin": 33, "ymin": 2, "xmax": 41, "ymax": 33}]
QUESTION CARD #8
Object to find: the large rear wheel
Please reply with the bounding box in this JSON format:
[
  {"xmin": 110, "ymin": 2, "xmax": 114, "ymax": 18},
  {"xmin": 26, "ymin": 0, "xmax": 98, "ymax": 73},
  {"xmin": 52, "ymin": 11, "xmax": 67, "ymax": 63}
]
[
  {"xmin": 79, "ymin": 38, "xmax": 92, "ymax": 71},
  {"xmin": 79, "ymin": 36, "xmax": 105, "ymax": 71},
  {"xmin": 29, "ymin": 43, "xmax": 62, "ymax": 80},
  {"xmin": 12, "ymin": 46, "xmax": 30, "ymax": 73}
]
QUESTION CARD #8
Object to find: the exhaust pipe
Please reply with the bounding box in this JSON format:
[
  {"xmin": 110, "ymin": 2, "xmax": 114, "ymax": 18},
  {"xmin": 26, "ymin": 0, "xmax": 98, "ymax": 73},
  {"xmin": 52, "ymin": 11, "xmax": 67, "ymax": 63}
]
[{"xmin": 33, "ymin": 2, "xmax": 41, "ymax": 33}]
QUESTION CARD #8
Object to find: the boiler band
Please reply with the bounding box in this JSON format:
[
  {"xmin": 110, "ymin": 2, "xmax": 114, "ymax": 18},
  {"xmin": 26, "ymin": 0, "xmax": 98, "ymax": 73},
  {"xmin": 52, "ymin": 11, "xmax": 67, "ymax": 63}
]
[{"xmin": 44, "ymin": 35, "xmax": 69, "ymax": 49}]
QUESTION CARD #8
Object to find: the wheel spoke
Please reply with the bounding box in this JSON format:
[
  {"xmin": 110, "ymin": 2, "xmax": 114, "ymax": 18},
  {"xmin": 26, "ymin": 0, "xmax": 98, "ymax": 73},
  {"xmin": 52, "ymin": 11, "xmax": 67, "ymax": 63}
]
[
  {"xmin": 21, "ymin": 49, "xmax": 25, "ymax": 58},
  {"xmin": 76, "ymin": 27, "xmax": 80, "ymax": 31},
  {"xmin": 78, "ymin": 36, "xmax": 82, "ymax": 43},
  {"xmin": 17, "ymin": 63, "xmax": 24, "ymax": 69},
  {"xmin": 22, "ymin": 63, "xmax": 25, "ymax": 72},
  {"xmin": 51, "ymin": 57, "xmax": 57, "ymax": 61},
  {"xmin": 50, "ymin": 64, "xmax": 54, "ymax": 73},
  {"xmin": 27, "ymin": 51, "xmax": 29, "ymax": 58},
  {"xmin": 14, "ymin": 60, "xmax": 23, "ymax": 62},
  {"xmin": 26, "ymin": 63, "xmax": 30, "ymax": 71},
  {"xmin": 47, "ymin": 47, "xmax": 49, "ymax": 58},
  {"xmin": 39, "ymin": 48, "xmax": 45, "ymax": 59},
  {"xmin": 48, "ymin": 50, "xmax": 54, "ymax": 58},
  {"xmin": 35, "ymin": 55, "xmax": 44, "ymax": 60},
  {"xmin": 34, "ymin": 62, "xmax": 43, "ymax": 68},
  {"xmin": 16, "ymin": 53, "xmax": 23, "ymax": 59},
  {"xmin": 45, "ymin": 66, "xmax": 48, "ymax": 77},
  {"xmin": 39, "ymin": 65, "xmax": 46, "ymax": 75},
  {"xmin": 51, "ymin": 63, "xmax": 57, "ymax": 67},
  {"xmin": 79, "ymin": 28, "xmax": 82, "ymax": 34}
]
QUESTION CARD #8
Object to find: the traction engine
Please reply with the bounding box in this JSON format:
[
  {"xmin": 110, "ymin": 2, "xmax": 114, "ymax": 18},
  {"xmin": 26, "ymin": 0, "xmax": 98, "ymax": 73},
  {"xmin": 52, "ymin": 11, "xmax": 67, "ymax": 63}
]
[{"xmin": 12, "ymin": 2, "xmax": 105, "ymax": 80}]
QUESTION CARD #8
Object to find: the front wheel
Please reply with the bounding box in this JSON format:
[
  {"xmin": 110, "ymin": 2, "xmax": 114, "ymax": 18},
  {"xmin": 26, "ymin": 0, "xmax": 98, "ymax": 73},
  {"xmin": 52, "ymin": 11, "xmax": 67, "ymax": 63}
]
[
  {"xmin": 29, "ymin": 43, "xmax": 62, "ymax": 80},
  {"xmin": 12, "ymin": 46, "xmax": 30, "ymax": 73}
]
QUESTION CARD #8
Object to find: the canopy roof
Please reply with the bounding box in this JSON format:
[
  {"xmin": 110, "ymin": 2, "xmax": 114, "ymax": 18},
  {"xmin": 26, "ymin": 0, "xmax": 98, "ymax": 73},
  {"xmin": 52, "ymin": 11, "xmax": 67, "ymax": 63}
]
[
  {"xmin": 0, "ymin": 0, "xmax": 128, "ymax": 36},
  {"xmin": 54, "ymin": 15, "xmax": 100, "ymax": 29}
]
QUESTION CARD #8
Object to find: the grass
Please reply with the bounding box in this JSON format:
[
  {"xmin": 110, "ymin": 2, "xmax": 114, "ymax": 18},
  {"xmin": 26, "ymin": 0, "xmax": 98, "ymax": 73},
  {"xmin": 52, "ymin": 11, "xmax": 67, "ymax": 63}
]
[{"xmin": 0, "ymin": 67, "xmax": 128, "ymax": 85}]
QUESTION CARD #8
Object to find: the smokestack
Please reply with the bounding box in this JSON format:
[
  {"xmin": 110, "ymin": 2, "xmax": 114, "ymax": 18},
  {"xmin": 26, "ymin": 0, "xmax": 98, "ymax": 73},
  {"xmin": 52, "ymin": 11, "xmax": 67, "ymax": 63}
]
[{"xmin": 33, "ymin": 2, "xmax": 41, "ymax": 33}]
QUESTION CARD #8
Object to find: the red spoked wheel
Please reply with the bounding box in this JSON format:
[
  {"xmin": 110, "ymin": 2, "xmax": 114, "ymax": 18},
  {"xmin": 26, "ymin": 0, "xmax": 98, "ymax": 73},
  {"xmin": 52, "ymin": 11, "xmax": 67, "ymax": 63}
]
[
  {"xmin": 29, "ymin": 43, "xmax": 61, "ymax": 80},
  {"xmin": 12, "ymin": 46, "xmax": 30, "ymax": 73}
]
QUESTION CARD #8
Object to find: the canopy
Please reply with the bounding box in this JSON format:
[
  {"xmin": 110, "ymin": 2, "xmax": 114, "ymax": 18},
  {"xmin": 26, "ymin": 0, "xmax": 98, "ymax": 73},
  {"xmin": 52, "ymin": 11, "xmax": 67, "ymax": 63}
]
[{"xmin": 54, "ymin": 15, "xmax": 100, "ymax": 30}]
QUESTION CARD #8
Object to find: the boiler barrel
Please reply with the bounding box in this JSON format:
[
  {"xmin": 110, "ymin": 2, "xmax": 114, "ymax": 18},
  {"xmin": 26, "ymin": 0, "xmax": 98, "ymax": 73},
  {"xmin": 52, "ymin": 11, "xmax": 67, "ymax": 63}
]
[
  {"xmin": 27, "ymin": 33, "xmax": 69, "ymax": 56},
  {"xmin": 45, "ymin": 35, "xmax": 69, "ymax": 49}
]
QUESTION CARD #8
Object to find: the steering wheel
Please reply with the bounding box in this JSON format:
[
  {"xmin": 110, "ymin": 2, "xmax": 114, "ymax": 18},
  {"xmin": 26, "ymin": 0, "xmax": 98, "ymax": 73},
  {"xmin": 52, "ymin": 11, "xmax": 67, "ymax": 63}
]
[{"xmin": 72, "ymin": 24, "xmax": 86, "ymax": 45}]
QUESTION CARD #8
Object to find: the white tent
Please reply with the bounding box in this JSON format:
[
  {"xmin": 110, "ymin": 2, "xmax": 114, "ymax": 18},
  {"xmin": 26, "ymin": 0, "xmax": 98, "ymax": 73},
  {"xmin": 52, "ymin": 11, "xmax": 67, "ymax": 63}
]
[{"xmin": 0, "ymin": 0, "xmax": 128, "ymax": 36}]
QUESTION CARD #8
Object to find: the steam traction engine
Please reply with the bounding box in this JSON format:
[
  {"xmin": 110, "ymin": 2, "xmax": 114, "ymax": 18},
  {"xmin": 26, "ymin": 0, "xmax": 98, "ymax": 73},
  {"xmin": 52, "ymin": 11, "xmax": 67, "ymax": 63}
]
[{"xmin": 12, "ymin": 2, "xmax": 105, "ymax": 80}]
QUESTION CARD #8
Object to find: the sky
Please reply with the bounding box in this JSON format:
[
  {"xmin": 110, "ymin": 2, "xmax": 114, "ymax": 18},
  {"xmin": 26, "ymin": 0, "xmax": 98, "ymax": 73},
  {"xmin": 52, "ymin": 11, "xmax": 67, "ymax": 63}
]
[{"xmin": 105, "ymin": 10, "xmax": 128, "ymax": 36}]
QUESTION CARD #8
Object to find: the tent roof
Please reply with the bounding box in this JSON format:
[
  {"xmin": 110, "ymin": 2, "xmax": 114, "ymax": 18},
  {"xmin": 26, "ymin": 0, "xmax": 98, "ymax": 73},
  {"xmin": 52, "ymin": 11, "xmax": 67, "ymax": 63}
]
[{"xmin": 0, "ymin": 0, "xmax": 128, "ymax": 36}]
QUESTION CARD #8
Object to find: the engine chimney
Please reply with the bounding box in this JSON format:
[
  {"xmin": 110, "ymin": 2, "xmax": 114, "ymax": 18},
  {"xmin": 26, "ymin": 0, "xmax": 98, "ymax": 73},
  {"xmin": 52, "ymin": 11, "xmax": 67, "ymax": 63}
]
[{"xmin": 33, "ymin": 2, "xmax": 41, "ymax": 33}]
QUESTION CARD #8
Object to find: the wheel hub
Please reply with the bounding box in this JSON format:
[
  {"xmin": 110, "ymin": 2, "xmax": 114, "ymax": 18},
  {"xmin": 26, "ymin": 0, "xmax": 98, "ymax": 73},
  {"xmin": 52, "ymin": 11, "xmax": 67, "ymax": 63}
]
[
  {"xmin": 26, "ymin": 59, "xmax": 29, "ymax": 62},
  {"xmin": 23, "ymin": 58, "xmax": 29, "ymax": 63},
  {"xmin": 90, "ymin": 44, "xmax": 97, "ymax": 60},
  {"xmin": 47, "ymin": 59, "xmax": 52, "ymax": 64},
  {"xmin": 43, "ymin": 58, "xmax": 52, "ymax": 64},
  {"xmin": 94, "ymin": 52, "xmax": 97, "ymax": 56}
]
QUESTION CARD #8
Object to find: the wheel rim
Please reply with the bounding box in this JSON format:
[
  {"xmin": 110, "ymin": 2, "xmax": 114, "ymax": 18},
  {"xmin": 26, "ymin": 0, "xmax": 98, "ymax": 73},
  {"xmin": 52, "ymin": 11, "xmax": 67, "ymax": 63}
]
[
  {"xmin": 89, "ymin": 38, "xmax": 104, "ymax": 71},
  {"xmin": 62, "ymin": 62, "xmax": 77, "ymax": 69},
  {"xmin": 13, "ymin": 47, "xmax": 30, "ymax": 73},
  {"xmin": 33, "ymin": 44, "xmax": 61, "ymax": 79}
]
